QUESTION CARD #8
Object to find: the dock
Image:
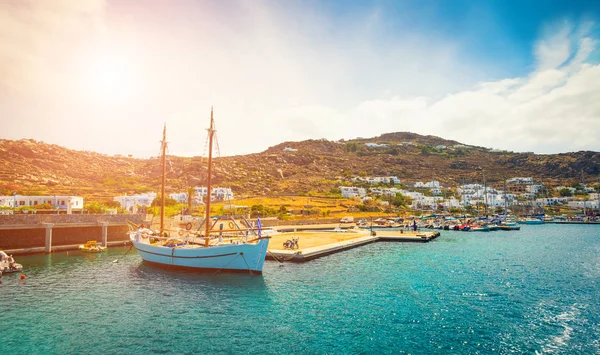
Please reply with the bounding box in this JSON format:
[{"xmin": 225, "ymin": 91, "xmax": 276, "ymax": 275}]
[{"xmin": 268, "ymin": 229, "xmax": 439, "ymax": 262}]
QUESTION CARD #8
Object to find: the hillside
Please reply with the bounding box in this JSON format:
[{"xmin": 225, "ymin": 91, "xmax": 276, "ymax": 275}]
[{"xmin": 0, "ymin": 133, "xmax": 598, "ymax": 201}]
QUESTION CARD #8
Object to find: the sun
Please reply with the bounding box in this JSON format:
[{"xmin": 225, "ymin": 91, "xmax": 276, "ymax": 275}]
[{"xmin": 82, "ymin": 53, "xmax": 136, "ymax": 104}]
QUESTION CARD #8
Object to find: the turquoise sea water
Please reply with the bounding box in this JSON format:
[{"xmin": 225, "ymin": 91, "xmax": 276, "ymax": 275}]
[{"xmin": 1, "ymin": 224, "xmax": 599, "ymax": 354}]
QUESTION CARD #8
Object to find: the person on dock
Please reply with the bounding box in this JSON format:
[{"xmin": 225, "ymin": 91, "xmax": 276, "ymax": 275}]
[{"xmin": 413, "ymin": 220, "xmax": 417, "ymax": 232}]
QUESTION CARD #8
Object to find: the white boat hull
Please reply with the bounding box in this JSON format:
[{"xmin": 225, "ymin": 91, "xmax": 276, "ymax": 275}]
[{"xmin": 131, "ymin": 238, "xmax": 270, "ymax": 274}]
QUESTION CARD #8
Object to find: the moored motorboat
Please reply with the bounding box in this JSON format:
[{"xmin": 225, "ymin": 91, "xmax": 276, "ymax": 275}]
[
  {"xmin": 470, "ymin": 224, "xmax": 490, "ymax": 232},
  {"xmin": 0, "ymin": 251, "xmax": 23, "ymax": 273}
]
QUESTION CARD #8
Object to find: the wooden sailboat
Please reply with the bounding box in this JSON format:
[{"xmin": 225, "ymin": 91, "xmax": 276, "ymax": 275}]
[{"xmin": 129, "ymin": 109, "xmax": 270, "ymax": 274}]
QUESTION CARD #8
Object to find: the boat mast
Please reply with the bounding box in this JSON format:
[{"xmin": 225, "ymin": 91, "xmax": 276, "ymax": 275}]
[
  {"xmin": 504, "ymin": 178, "xmax": 508, "ymax": 217},
  {"xmin": 204, "ymin": 108, "xmax": 216, "ymax": 237},
  {"xmin": 483, "ymin": 173, "xmax": 488, "ymax": 218},
  {"xmin": 160, "ymin": 124, "xmax": 167, "ymax": 236}
]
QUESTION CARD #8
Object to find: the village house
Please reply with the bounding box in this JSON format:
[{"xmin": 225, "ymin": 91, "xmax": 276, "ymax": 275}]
[
  {"xmin": 340, "ymin": 186, "xmax": 367, "ymax": 198},
  {"xmin": 364, "ymin": 143, "xmax": 389, "ymax": 148},
  {"xmin": 0, "ymin": 195, "xmax": 84, "ymax": 213},
  {"xmin": 114, "ymin": 193, "xmax": 156, "ymax": 212},
  {"xmin": 193, "ymin": 187, "xmax": 235, "ymax": 202}
]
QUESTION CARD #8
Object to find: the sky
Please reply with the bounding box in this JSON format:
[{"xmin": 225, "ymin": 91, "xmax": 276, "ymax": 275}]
[{"xmin": 1, "ymin": 0, "xmax": 599, "ymax": 157}]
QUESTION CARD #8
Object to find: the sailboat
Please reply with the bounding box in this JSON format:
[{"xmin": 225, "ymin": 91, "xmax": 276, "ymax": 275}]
[{"xmin": 129, "ymin": 109, "xmax": 271, "ymax": 274}]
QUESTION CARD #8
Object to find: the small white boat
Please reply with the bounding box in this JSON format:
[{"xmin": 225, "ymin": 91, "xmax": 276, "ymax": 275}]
[
  {"xmin": 78, "ymin": 240, "xmax": 107, "ymax": 253},
  {"xmin": 0, "ymin": 251, "xmax": 23, "ymax": 273},
  {"xmin": 470, "ymin": 225, "xmax": 490, "ymax": 232}
]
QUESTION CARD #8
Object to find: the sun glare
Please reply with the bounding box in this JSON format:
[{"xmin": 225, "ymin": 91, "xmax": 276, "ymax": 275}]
[{"xmin": 82, "ymin": 54, "xmax": 136, "ymax": 104}]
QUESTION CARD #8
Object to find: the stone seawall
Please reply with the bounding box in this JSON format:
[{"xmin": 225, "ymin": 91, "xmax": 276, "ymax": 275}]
[
  {"xmin": 0, "ymin": 214, "xmax": 143, "ymax": 253},
  {"xmin": 0, "ymin": 226, "xmax": 130, "ymax": 250},
  {"xmin": 0, "ymin": 214, "xmax": 144, "ymax": 225}
]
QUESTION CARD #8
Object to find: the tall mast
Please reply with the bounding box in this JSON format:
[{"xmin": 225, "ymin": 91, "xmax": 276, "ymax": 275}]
[
  {"xmin": 160, "ymin": 124, "xmax": 167, "ymax": 236},
  {"xmin": 204, "ymin": 108, "xmax": 215, "ymax": 237},
  {"xmin": 504, "ymin": 178, "xmax": 507, "ymax": 217},
  {"xmin": 483, "ymin": 173, "xmax": 488, "ymax": 218}
]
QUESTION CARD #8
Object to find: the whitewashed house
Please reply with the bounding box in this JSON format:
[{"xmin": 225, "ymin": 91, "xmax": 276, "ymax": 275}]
[
  {"xmin": 0, "ymin": 195, "xmax": 84, "ymax": 213},
  {"xmin": 194, "ymin": 187, "xmax": 234, "ymax": 202},
  {"xmin": 340, "ymin": 186, "xmax": 367, "ymax": 198},
  {"xmin": 114, "ymin": 193, "xmax": 156, "ymax": 212},
  {"xmin": 365, "ymin": 143, "xmax": 389, "ymax": 148}
]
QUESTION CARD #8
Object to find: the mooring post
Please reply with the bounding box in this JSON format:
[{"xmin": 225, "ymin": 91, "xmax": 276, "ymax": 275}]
[
  {"xmin": 102, "ymin": 222, "xmax": 109, "ymax": 247},
  {"xmin": 44, "ymin": 223, "xmax": 53, "ymax": 254}
]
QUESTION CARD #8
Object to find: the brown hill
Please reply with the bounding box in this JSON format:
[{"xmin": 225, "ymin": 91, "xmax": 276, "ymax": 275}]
[{"xmin": 0, "ymin": 134, "xmax": 598, "ymax": 201}]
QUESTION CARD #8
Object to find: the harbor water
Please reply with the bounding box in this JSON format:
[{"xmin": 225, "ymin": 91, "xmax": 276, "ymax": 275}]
[{"xmin": 1, "ymin": 224, "xmax": 599, "ymax": 354}]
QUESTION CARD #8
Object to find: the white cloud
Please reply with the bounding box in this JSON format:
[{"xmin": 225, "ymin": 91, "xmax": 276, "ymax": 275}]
[
  {"xmin": 273, "ymin": 27, "xmax": 600, "ymax": 154},
  {"xmin": 534, "ymin": 21, "xmax": 573, "ymax": 70}
]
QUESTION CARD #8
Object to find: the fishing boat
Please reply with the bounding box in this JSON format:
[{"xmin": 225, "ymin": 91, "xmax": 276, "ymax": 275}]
[
  {"xmin": 488, "ymin": 224, "xmax": 500, "ymax": 231},
  {"xmin": 129, "ymin": 109, "xmax": 270, "ymax": 274},
  {"xmin": 470, "ymin": 224, "xmax": 490, "ymax": 232},
  {"xmin": 78, "ymin": 240, "xmax": 107, "ymax": 253},
  {"xmin": 498, "ymin": 216, "xmax": 520, "ymax": 231},
  {"xmin": 0, "ymin": 251, "xmax": 23, "ymax": 273},
  {"xmin": 524, "ymin": 218, "xmax": 544, "ymax": 225}
]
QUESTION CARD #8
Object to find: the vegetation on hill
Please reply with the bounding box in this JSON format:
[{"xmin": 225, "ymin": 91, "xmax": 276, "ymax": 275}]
[{"xmin": 0, "ymin": 134, "xmax": 598, "ymax": 204}]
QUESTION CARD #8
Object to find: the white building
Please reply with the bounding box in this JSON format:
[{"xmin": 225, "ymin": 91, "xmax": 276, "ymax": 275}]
[
  {"xmin": 443, "ymin": 197, "xmax": 462, "ymax": 209},
  {"xmin": 365, "ymin": 143, "xmax": 389, "ymax": 148},
  {"xmin": 568, "ymin": 200, "xmax": 600, "ymax": 209},
  {"xmin": 507, "ymin": 177, "xmax": 534, "ymax": 184},
  {"xmin": 526, "ymin": 184, "xmax": 543, "ymax": 193},
  {"xmin": 414, "ymin": 181, "xmax": 441, "ymax": 188},
  {"xmin": 340, "ymin": 186, "xmax": 367, "ymax": 198},
  {"xmin": 536, "ymin": 197, "xmax": 567, "ymax": 206},
  {"xmin": 369, "ymin": 188, "xmax": 398, "ymax": 197},
  {"xmin": 0, "ymin": 195, "xmax": 84, "ymax": 213},
  {"xmin": 169, "ymin": 193, "xmax": 189, "ymax": 203},
  {"xmin": 283, "ymin": 147, "xmax": 298, "ymax": 152},
  {"xmin": 352, "ymin": 176, "xmax": 401, "ymax": 185},
  {"xmin": 114, "ymin": 193, "xmax": 156, "ymax": 212},
  {"xmin": 411, "ymin": 196, "xmax": 443, "ymax": 210},
  {"xmin": 193, "ymin": 187, "xmax": 235, "ymax": 202}
]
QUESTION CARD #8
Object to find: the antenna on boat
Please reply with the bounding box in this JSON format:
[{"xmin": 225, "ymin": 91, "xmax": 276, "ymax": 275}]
[
  {"xmin": 160, "ymin": 123, "xmax": 167, "ymax": 236},
  {"xmin": 204, "ymin": 108, "xmax": 216, "ymax": 238}
]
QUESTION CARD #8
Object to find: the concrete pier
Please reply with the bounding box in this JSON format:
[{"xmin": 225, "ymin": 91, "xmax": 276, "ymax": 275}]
[
  {"xmin": 102, "ymin": 222, "xmax": 109, "ymax": 247},
  {"xmin": 268, "ymin": 230, "xmax": 440, "ymax": 262},
  {"xmin": 44, "ymin": 223, "xmax": 53, "ymax": 254}
]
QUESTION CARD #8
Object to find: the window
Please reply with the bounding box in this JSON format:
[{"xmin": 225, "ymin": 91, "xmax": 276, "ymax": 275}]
[
  {"xmin": 34, "ymin": 201, "xmax": 38, "ymax": 205},
  {"xmin": 19, "ymin": 201, "xmax": 25, "ymax": 206}
]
